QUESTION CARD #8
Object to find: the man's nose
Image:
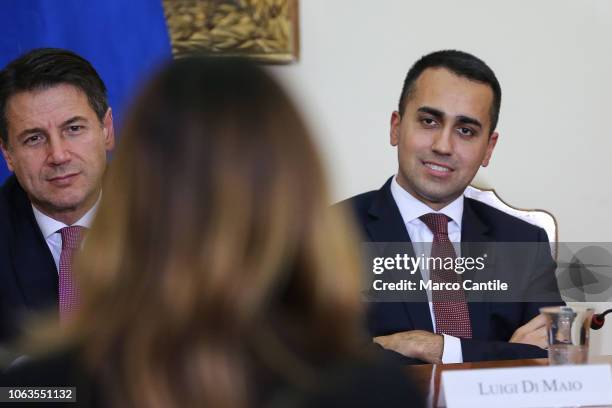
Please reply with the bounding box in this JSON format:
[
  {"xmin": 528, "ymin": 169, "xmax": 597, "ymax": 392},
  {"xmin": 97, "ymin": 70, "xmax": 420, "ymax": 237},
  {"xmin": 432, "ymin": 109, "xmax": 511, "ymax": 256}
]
[
  {"xmin": 46, "ymin": 135, "xmax": 71, "ymax": 165},
  {"xmin": 431, "ymin": 126, "xmax": 453, "ymax": 155}
]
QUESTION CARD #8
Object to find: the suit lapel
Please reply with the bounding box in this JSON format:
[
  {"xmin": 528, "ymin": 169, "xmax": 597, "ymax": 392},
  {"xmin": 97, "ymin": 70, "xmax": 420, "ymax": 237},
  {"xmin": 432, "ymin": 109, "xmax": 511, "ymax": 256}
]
[
  {"xmin": 365, "ymin": 179, "xmax": 412, "ymax": 243},
  {"xmin": 9, "ymin": 179, "xmax": 58, "ymax": 312},
  {"xmin": 365, "ymin": 178, "xmax": 433, "ymax": 332},
  {"xmin": 461, "ymin": 198, "xmax": 494, "ymax": 340},
  {"xmin": 460, "ymin": 198, "xmax": 490, "ymax": 243}
]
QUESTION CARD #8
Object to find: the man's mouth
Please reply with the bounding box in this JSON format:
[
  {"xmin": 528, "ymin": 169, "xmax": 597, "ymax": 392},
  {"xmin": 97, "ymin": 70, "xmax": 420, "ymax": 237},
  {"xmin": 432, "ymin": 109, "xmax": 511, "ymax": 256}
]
[
  {"xmin": 47, "ymin": 172, "xmax": 79, "ymax": 186},
  {"xmin": 423, "ymin": 161, "xmax": 453, "ymax": 173}
]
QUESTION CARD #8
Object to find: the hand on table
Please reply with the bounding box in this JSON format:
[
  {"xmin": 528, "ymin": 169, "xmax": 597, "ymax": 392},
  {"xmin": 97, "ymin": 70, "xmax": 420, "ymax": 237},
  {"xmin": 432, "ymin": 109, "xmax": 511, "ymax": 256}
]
[
  {"xmin": 509, "ymin": 314, "xmax": 548, "ymax": 349},
  {"xmin": 373, "ymin": 330, "xmax": 444, "ymax": 364}
]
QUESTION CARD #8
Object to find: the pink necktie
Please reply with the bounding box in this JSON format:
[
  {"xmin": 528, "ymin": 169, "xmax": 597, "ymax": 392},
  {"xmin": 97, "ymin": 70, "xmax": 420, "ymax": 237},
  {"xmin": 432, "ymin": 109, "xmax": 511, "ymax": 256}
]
[
  {"xmin": 420, "ymin": 213, "xmax": 472, "ymax": 338},
  {"xmin": 58, "ymin": 226, "xmax": 85, "ymax": 322}
]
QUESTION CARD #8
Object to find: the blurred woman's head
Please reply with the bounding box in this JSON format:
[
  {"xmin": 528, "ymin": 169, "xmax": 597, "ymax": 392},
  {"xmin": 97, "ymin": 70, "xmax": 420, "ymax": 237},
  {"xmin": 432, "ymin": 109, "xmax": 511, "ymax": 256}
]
[{"xmin": 69, "ymin": 58, "xmax": 364, "ymax": 407}]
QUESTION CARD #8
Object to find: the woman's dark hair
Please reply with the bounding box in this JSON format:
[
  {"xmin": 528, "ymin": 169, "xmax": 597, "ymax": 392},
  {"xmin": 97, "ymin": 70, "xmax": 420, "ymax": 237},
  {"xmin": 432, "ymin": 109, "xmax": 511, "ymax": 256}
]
[{"xmin": 58, "ymin": 57, "xmax": 365, "ymax": 407}]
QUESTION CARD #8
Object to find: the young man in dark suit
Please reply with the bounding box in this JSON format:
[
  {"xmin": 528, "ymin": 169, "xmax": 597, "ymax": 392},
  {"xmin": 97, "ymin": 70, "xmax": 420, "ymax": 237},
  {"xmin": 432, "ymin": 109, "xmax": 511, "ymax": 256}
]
[
  {"xmin": 0, "ymin": 48, "xmax": 114, "ymax": 343},
  {"xmin": 342, "ymin": 50, "xmax": 563, "ymax": 363}
]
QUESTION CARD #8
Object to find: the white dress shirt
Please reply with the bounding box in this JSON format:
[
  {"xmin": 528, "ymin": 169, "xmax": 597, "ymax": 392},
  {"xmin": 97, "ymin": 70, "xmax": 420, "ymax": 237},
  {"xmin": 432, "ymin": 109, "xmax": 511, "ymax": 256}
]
[
  {"xmin": 32, "ymin": 196, "xmax": 100, "ymax": 272},
  {"xmin": 390, "ymin": 176, "xmax": 465, "ymax": 363}
]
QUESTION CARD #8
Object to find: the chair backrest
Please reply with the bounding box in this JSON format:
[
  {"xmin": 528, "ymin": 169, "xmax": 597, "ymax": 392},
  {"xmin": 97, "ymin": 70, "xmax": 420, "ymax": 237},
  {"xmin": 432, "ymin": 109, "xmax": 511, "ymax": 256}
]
[{"xmin": 464, "ymin": 185, "xmax": 558, "ymax": 259}]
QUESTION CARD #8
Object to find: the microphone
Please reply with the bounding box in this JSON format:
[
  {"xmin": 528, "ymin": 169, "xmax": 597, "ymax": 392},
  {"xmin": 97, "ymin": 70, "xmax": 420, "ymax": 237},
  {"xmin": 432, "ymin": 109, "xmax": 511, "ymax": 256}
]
[{"xmin": 591, "ymin": 309, "xmax": 612, "ymax": 330}]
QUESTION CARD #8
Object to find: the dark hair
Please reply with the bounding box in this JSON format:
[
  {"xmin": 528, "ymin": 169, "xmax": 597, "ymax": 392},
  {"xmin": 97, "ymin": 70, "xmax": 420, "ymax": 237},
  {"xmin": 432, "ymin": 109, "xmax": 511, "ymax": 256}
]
[
  {"xmin": 398, "ymin": 50, "xmax": 502, "ymax": 133},
  {"xmin": 0, "ymin": 47, "xmax": 108, "ymax": 144},
  {"xmin": 62, "ymin": 57, "xmax": 364, "ymax": 407}
]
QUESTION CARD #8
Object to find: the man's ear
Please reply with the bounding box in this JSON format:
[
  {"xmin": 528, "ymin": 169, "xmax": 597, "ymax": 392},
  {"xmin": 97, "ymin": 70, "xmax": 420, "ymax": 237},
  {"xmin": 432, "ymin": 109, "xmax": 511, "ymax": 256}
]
[
  {"xmin": 0, "ymin": 140, "xmax": 15, "ymax": 172},
  {"xmin": 481, "ymin": 131, "xmax": 499, "ymax": 167},
  {"xmin": 102, "ymin": 108, "xmax": 115, "ymax": 151},
  {"xmin": 390, "ymin": 111, "xmax": 401, "ymax": 146}
]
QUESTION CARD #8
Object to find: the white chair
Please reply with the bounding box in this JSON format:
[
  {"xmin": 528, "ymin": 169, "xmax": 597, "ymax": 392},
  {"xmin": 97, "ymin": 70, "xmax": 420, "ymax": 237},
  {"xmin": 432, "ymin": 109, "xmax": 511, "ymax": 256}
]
[{"xmin": 464, "ymin": 185, "xmax": 558, "ymax": 259}]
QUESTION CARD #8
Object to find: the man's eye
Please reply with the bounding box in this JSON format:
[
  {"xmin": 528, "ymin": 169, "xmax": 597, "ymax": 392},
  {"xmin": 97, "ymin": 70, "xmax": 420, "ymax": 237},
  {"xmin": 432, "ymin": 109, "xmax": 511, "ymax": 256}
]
[
  {"xmin": 458, "ymin": 127, "xmax": 475, "ymax": 136},
  {"xmin": 421, "ymin": 117, "xmax": 438, "ymax": 127},
  {"xmin": 67, "ymin": 125, "xmax": 84, "ymax": 133},
  {"xmin": 24, "ymin": 134, "xmax": 44, "ymax": 146}
]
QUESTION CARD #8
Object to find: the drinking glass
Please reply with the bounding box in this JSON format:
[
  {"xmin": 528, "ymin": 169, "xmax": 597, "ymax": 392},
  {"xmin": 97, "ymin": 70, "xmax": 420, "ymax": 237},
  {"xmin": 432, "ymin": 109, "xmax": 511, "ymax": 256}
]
[{"xmin": 540, "ymin": 305, "xmax": 594, "ymax": 365}]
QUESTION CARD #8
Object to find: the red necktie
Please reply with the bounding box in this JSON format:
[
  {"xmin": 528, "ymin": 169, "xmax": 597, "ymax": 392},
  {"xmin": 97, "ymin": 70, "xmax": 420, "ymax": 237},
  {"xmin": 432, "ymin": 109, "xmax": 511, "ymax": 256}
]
[
  {"xmin": 58, "ymin": 226, "xmax": 85, "ymax": 322},
  {"xmin": 419, "ymin": 213, "xmax": 472, "ymax": 338}
]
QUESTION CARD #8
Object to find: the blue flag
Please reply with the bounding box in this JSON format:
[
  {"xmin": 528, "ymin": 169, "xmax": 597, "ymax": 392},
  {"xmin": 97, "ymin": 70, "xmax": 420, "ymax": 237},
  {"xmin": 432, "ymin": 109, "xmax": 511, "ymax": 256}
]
[{"xmin": 0, "ymin": 0, "xmax": 173, "ymax": 182}]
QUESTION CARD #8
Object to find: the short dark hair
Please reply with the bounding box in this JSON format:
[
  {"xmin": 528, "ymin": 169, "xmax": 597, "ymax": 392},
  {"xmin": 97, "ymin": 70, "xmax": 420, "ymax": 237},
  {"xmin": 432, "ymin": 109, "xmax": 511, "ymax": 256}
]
[
  {"xmin": 398, "ymin": 50, "xmax": 502, "ymax": 133},
  {"xmin": 0, "ymin": 47, "xmax": 108, "ymax": 145}
]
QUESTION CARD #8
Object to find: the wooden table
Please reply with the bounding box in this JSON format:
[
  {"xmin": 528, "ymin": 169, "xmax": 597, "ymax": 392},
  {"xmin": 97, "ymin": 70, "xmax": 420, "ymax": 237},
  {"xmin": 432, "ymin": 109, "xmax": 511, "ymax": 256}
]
[{"xmin": 405, "ymin": 355, "xmax": 612, "ymax": 407}]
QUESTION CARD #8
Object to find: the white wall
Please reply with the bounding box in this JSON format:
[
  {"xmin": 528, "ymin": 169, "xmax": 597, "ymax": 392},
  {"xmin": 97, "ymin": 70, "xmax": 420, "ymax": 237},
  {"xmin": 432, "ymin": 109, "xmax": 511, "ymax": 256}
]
[{"xmin": 270, "ymin": 0, "xmax": 612, "ymax": 355}]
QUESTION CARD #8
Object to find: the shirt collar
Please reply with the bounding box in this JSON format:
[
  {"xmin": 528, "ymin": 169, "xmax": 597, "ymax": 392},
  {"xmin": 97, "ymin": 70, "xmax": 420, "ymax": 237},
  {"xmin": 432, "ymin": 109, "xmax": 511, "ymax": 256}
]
[
  {"xmin": 32, "ymin": 194, "xmax": 101, "ymax": 240},
  {"xmin": 390, "ymin": 175, "xmax": 464, "ymax": 229}
]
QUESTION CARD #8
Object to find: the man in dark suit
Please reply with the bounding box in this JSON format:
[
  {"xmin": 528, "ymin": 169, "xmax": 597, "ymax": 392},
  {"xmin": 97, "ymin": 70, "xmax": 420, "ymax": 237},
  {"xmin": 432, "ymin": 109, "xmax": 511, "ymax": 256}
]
[
  {"xmin": 342, "ymin": 50, "xmax": 562, "ymax": 363},
  {"xmin": 0, "ymin": 48, "xmax": 114, "ymax": 343}
]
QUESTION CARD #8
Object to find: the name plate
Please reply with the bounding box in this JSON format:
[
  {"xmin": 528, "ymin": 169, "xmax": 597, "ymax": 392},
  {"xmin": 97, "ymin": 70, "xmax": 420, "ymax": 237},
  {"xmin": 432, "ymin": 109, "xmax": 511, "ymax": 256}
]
[{"xmin": 439, "ymin": 364, "xmax": 612, "ymax": 408}]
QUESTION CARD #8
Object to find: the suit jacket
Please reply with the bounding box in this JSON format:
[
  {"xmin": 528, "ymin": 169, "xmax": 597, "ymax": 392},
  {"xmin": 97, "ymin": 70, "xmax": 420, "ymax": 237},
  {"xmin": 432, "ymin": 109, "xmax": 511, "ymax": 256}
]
[
  {"xmin": 0, "ymin": 175, "xmax": 58, "ymax": 344},
  {"xmin": 341, "ymin": 178, "xmax": 564, "ymax": 362}
]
